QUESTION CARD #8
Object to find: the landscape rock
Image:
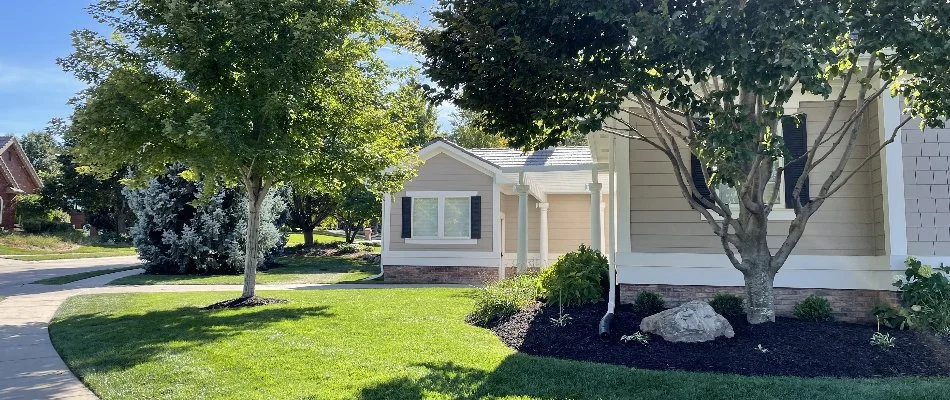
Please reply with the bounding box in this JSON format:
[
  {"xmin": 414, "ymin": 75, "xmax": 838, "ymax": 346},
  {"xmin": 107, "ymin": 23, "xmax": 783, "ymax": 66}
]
[{"xmin": 639, "ymin": 300, "xmax": 735, "ymax": 343}]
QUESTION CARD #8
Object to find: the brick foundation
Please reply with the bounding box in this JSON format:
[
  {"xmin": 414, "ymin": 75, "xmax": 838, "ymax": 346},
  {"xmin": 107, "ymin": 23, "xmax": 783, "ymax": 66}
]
[
  {"xmin": 619, "ymin": 284, "xmax": 898, "ymax": 324},
  {"xmin": 384, "ymin": 265, "xmax": 500, "ymax": 285}
]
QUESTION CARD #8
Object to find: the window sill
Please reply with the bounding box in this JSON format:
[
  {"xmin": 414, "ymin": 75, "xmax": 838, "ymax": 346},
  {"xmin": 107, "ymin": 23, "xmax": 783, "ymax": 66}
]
[
  {"xmin": 404, "ymin": 238, "xmax": 478, "ymax": 245},
  {"xmin": 701, "ymin": 208, "xmax": 797, "ymax": 221}
]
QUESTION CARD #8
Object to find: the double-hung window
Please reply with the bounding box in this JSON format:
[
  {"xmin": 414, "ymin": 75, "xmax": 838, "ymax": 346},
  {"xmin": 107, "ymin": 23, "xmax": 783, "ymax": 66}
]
[{"xmin": 404, "ymin": 191, "xmax": 478, "ymax": 243}]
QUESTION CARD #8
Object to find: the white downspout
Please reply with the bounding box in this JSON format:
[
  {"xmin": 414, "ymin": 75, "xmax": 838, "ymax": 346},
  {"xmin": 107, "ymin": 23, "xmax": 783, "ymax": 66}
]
[{"xmin": 607, "ymin": 134, "xmax": 617, "ymax": 315}]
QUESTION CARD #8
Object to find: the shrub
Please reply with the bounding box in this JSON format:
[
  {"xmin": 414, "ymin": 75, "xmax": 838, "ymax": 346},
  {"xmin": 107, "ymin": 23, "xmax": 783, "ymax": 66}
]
[
  {"xmin": 125, "ymin": 165, "xmax": 287, "ymax": 275},
  {"xmin": 334, "ymin": 242, "xmax": 362, "ymax": 255},
  {"xmin": 14, "ymin": 193, "xmax": 56, "ymax": 224},
  {"xmin": 631, "ymin": 291, "xmax": 666, "ymax": 315},
  {"xmin": 620, "ymin": 331, "xmax": 650, "ymax": 345},
  {"xmin": 21, "ymin": 220, "xmax": 74, "ymax": 234},
  {"xmin": 466, "ymin": 274, "xmax": 539, "ymax": 327},
  {"xmin": 709, "ymin": 293, "xmax": 745, "ymax": 316},
  {"xmin": 893, "ymin": 257, "xmax": 950, "ymax": 332},
  {"xmin": 793, "ymin": 295, "xmax": 834, "ymax": 322},
  {"xmin": 536, "ymin": 244, "xmax": 608, "ymax": 306},
  {"xmin": 872, "ymin": 303, "xmax": 910, "ymax": 330}
]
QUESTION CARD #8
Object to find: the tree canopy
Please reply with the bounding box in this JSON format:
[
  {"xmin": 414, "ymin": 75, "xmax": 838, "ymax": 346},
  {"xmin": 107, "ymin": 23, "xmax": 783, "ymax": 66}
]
[
  {"xmin": 423, "ymin": 0, "xmax": 950, "ymax": 323},
  {"xmin": 62, "ymin": 0, "xmax": 419, "ymax": 298}
]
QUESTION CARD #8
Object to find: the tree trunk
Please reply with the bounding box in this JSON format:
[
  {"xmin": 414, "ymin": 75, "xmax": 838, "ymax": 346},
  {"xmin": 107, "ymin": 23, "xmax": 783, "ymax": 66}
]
[
  {"xmin": 743, "ymin": 266, "xmax": 777, "ymax": 324},
  {"xmin": 303, "ymin": 229, "xmax": 315, "ymax": 246},
  {"xmin": 242, "ymin": 175, "xmax": 270, "ymax": 299}
]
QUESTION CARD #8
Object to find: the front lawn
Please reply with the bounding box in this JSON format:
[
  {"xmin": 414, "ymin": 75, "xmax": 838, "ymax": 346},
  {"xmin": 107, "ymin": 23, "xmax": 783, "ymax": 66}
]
[
  {"xmin": 50, "ymin": 289, "xmax": 950, "ymax": 400},
  {"xmin": 285, "ymin": 231, "xmax": 346, "ymax": 247},
  {"xmin": 108, "ymin": 255, "xmax": 377, "ymax": 285},
  {"xmin": 0, "ymin": 231, "xmax": 136, "ymax": 260}
]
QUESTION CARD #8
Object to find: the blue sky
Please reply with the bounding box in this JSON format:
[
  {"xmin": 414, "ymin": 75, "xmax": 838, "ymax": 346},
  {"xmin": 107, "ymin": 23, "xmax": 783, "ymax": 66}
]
[{"xmin": 0, "ymin": 0, "xmax": 452, "ymax": 135}]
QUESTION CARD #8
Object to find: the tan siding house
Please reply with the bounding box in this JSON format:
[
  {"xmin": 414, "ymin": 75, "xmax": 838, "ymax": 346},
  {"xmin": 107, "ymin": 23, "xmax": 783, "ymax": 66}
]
[{"xmin": 381, "ymin": 95, "xmax": 948, "ymax": 323}]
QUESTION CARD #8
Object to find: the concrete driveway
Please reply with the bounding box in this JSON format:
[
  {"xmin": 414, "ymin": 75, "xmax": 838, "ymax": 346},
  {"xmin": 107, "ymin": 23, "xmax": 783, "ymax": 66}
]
[{"xmin": 0, "ymin": 256, "xmax": 141, "ymax": 297}]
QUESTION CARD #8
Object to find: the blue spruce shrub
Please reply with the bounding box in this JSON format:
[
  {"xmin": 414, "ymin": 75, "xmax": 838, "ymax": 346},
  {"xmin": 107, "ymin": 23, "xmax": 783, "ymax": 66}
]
[{"xmin": 125, "ymin": 165, "xmax": 287, "ymax": 274}]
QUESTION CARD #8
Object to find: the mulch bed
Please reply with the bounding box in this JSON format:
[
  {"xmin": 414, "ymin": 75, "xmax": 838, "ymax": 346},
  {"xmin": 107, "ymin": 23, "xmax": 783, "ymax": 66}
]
[
  {"xmin": 489, "ymin": 301, "xmax": 950, "ymax": 378},
  {"xmin": 202, "ymin": 296, "xmax": 288, "ymax": 310}
]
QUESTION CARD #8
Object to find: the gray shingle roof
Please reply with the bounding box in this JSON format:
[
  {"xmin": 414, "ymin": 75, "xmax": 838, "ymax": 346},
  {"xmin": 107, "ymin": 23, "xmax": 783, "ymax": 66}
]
[
  {"xmin": 468, "ymin": 146, "xmax": 592, "ymax": 168},
  {"xmin": 0, "ymin": 136, "xmax": 13, "ymax": 149}
]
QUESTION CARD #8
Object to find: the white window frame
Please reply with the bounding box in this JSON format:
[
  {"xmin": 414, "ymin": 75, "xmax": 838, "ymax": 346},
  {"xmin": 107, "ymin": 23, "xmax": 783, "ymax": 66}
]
[
  {"xmin": 405, "ymin": 190, "xmax": 478, "ymax": 244},
  {"xmin": 702, "ymin": 122, "xmax": 796, "ymax": 221}
]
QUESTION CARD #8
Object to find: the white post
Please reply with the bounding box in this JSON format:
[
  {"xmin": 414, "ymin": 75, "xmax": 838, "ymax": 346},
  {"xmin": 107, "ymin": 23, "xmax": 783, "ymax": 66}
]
[
  {"xmin": 538, "ymin": 202, "xmax": 550, "ymax": 267},
  {"xmin": 878, "ymin": 92, "xmax": 908, "ymax": 270},
  {"xmin": 516, "ymin": 172, "xmax": 529, "ymax": 273},
  {"xmin": 588, "ymin": 166, "xmax": 602, "ymax": 251}
]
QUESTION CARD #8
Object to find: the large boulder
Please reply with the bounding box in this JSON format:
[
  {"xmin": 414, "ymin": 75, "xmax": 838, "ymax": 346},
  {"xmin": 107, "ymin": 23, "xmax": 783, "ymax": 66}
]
[{"xmin": 639, "ymin": 300, "xmax": 735, "ymax": 343}]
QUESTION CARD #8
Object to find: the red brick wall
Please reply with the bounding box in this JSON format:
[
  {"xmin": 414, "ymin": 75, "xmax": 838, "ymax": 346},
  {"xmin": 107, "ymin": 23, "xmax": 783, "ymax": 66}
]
[
  {"xmin": 385, "ymin": 266, "xmax": 501, "ymax": 285},
  {"xmin": 619, "ymin": 284, "xmax": 899, "ymax": 324}
]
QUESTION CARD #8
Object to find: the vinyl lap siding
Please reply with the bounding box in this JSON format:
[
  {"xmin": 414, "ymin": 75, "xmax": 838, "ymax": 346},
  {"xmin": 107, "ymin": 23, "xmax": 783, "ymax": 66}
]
[
  {"xmin": 629, "ymin": 100, "xmax": 884, "ymax": 256},
  {"xmin": 389, "ymin": 153, "xmax": 494, "ymax": 252}
]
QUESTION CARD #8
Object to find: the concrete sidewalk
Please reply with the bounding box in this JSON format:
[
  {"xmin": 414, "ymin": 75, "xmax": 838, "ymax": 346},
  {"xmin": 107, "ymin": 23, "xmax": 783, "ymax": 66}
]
[{"xmin": 0, "ymin": 264, "xmax": 467, "ymax": 399}]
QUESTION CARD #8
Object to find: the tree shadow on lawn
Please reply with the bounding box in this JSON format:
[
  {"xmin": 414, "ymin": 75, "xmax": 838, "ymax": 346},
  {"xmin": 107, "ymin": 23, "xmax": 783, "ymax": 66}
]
[
  {"xmin": 50, "ymin": 304, "xmax": 333, "ymax": 375},
  {"xmin": 357, "ymin": 355, "xmax": 950, "ymax": 400}
]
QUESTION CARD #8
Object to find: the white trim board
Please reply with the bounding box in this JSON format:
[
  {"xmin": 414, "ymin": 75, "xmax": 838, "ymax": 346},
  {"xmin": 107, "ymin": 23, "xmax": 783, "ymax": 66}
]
[{"xmin": 614, "ymin": 252, "xmax": 950, "ymax": 291}]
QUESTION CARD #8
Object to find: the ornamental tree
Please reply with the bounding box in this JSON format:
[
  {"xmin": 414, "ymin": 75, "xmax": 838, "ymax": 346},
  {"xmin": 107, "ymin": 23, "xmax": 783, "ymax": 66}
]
[
  {"xmin": 62, "ymin": 0, "xmax": 417, "ymax": 299},
  {"xmin": 423, "ymin": 0, "xmax": 950, "ymax": 323}
]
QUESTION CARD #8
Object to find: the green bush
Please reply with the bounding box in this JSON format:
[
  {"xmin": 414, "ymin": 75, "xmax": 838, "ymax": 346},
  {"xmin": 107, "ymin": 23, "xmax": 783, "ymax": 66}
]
[
  {"xmin": 709, "ymin": 293, "xmax": 745, "ymax": 316},
  {"xmin": 894, "ymin": 257, "xmax": 950, "ymax": 332},
  {"xmin": 631, "ymin": 291, "xmax": 666, "ymax": 315},
  {"xmin": 466, "ymin": 274, "xmax": 539, "ymax": 327},
  {"xmin": 22, "ymin": 220, "xmax": 75, "ymax": 234},
  {"xmin": 872, "ymin": 303, "xmax": 909, "ymax": 330},
  {"xmin": 14, "ymin": 193, "xmax": 56, "ymax": 223},
  {"xmin": 793, "ymin": 295, "xmax": 834, "ymax": 322},
  {"xmin": 536, "ymin": 244, "xmax": 608, "ymax": 306}
]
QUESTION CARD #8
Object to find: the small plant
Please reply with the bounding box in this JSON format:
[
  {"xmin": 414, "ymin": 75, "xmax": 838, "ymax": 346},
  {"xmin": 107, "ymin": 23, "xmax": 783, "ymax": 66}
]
[
  {"xmin": 620, "ymin": 331, "xmax": 650, "ymax": 345},
  {"xmin": 872, "ymin": 303, "xmax": 910, "ymax": 330},
  {"xmin": 549, "ymin": 291, "xmax": 572, "ymax": 326},
  {"xmin": 550, "ymin": 313, "xmax": 573, "ymax": 327},
  {"xmin": 755, "ymin": 344, "xmax": 769, "ymax": 353},
  {"xmin": 708, "ymin": 293, "xmax": 744, "ymax": 316},
  {"xmin": 631, "ymin": 291, "xmax": 665, "ymax": 315},
  {"xmin": 466, "ymin": 274, "xmax": 539, "ymax": 327},
  {"xmin": 793, "ymin": 295, "xmax": 834, "ymax": 322},
  {"xmin": 536, "ymin": 244, "xmax": 608, "ymax": 306},
  {"xmin": 870, "ymin": 331, "xmax": 896, "ymax": 349},
  {"xmin": 893, "ymin": 257, "xmax": 950, "ymax": 333}
]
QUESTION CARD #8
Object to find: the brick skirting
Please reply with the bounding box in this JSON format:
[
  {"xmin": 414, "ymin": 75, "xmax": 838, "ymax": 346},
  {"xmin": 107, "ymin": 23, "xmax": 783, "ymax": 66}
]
[
  {"xmin": 619, "ymin": 284, "xmax": 899, "ymax": 324},
  {"xmin": 384, "ymin": 265, "xmax": 544, "ymax": 285},
  {"xmin": 384, "ymin": 265, "xmax": 501, "ymax": 285}
]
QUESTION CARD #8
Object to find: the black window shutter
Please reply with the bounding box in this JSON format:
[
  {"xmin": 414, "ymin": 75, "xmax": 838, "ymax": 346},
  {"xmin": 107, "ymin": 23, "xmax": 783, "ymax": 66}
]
[
  {"xmin": 400, "ymin": 197, "xmax": 412, "ymax": 238},
  {"xmin": 782, "ymin": 115, "xmax": 811, "ymax": 208},
  {"xmin": 470, "ymin": 196, "xmax": 482, "ymax": 239},
  {"xmin": 691, "ymin": 154, "xmax": 713, "ymax": 208}
]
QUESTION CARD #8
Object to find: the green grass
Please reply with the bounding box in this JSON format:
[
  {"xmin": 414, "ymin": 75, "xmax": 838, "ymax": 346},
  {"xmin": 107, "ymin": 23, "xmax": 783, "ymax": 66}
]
[
  {"xmin": 108, "ymin": 255, "xmax": 378, "ymax": 285},
  {"xmin": 50, "ymin": 289, "xmax": 950, "ymax": 400},
  {"xmin": 0, "ymin": 231, "xmax": 136, "ymax": 259},
  {"xmin": 285, "ymin": 231, "xmax": 346, "ymax": 247},
  {"xmin": 3, "ymin": 249, "xmax": 138, "ymax": 261},
  {"xmin": 32, "ymin": 266, "xmax": 142, "ymax": 285}
]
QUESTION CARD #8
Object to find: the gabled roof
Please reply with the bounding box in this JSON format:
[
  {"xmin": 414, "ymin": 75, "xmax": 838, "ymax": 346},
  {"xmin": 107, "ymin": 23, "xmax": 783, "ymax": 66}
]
[
  {"xmin": 468, "ymin": 146, "xmax": 592, "ymax": 169},
  {"xmin": 418, "ymin": 138, "xmax": 593, "ymax": 173},
  {"xmin": 0, "ymin": 136, "xmax": 44, "ymax": 191}
]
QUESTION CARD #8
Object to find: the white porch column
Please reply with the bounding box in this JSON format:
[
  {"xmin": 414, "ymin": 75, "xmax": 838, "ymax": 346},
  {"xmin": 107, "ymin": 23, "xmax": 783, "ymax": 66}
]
[
  {"xmin": 516, "ymin": 173, "xmax": 529, "ymax": 273},
  {"xmin": 538, "ymin": 202, "xmax": 550, "ymax": 267},
  {"xmin": 878, "ymin": 92, "xmax": 908, "ymax": 270},
  {"xmin": 588, "ymin": 166, "xmax": 602, "ymax": 251}
]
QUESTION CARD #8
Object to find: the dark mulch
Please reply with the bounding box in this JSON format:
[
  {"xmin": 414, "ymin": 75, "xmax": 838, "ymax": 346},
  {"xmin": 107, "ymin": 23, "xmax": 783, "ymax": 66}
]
[
  {"xmin": 202, "ymin": 296, "xmax": 288, "ymax": 310},
  {"xmin": 489, "ymin": 301, "xmax": 950, "ymax": 378}
]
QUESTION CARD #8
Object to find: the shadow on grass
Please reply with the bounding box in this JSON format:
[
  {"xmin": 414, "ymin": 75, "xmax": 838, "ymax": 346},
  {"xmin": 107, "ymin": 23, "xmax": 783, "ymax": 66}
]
[
  {"xmin": 50, "ymin": 304, "xmax": 333, "ymax": 375},
  {"xmin": 357, "ymin": 354, "xmax": 950, "ymax": 400}
]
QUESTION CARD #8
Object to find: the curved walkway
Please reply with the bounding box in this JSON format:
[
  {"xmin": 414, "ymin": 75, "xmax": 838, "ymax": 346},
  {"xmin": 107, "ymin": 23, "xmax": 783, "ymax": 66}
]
[{"xmin": 0, "ymin": 260, "xmax": 461, "ymax": 399}]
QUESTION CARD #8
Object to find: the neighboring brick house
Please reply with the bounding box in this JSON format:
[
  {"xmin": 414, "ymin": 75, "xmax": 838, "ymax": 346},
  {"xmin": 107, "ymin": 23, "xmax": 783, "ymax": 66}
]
[
  {"xmin": 0, "ymin": 136, "xmax": 44, "ymax": 229},
  {"xmin": 382, "ymin": 93, "xmax": 950, "ymax": 324}
]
